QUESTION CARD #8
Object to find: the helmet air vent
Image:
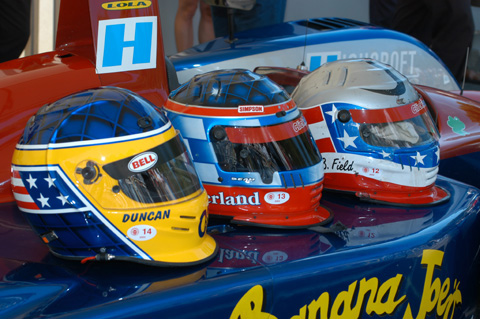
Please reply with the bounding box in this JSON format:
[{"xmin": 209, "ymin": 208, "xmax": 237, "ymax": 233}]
[
  {"xmin": 180, "ymin": 215, "xmax": 196, "ymax": 219},
  {"xmin": 336, "ymin": 67, "xmax": 348, "ymax": 87},
  {"xmin": 40, "ymin": 231, "xmax": 58, "ymax": 244},
  {"xmin": 137, "ymin": 116, "xmax": 153, "ymax": 131}
]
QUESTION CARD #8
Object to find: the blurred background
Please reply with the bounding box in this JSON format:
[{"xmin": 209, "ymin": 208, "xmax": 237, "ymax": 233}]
[{"xmin": 22, "ymin": 1, "xmax": 480, "ymax": 79}]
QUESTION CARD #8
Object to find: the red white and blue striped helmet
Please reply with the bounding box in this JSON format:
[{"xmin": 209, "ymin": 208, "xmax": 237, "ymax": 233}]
[
  {"xmin": 292, "ymin": 59, "xmax": 449, "ymax": 206},
  {"xmin": 165, "ymin": 69, "xmax": 332, "ymax": 228}
]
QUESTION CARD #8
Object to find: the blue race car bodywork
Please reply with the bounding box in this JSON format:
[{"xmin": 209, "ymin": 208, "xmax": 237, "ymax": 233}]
[
  {"xmin": 0, "ymin": 2, "xmax": 480, "ymax": 318},
  {"xmin": 0, "ymin": 176, "xmax": 479, "ymax": 318},
  {"xmin": 170, "ymin": 17, "xmax": 460, "ymax": 92}
]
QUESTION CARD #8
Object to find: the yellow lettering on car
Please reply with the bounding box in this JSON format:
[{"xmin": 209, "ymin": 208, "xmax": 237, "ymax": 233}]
[
  {"xmin": 230, "ymin": 285, "xmax": 276, "ymax": 319},
  {"xmin": 230, "ymin": 249, "xmax": 462, "ymax": 319}
]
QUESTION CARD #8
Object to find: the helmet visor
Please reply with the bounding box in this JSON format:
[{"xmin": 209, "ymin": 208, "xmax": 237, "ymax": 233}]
[
  {"xmin": 351, "ymin": 98, "xmax": 439, "ymax": 148},
  {"xmin": 210, "ymin": 115, "xmax": 321, "ymax": 183},
  {"xmin": 103, "ymin": 135, "xmax": 201, "ymax": 204}
]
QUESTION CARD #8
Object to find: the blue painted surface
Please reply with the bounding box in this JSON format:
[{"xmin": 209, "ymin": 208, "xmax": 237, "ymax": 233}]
[
  {"xmin": 171, "ymin": 20, "xmax": 441, "ymax": 72},
  {"xmin": 0, "ymin": 176, "xmax": 479, "ymax": 318},
  {"xmin": 440, "ymin": 152, "xmax": 480, "ymax": 188}
]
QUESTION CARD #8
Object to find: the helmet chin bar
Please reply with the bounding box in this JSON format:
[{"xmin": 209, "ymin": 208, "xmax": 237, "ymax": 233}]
[
  {"xmin": 231, "ymin": 208, "xmax": 335, "ymax": 229},
  {"xmin": 319, "ymin": 148, "xmax": 448, "ymax": 206},
  {"xmin": 355, "ymin": 185, "xmax": 451, "ymax": 206},
  {"xmin": 205, "ymin": 181, "xmax": 333, "ymax": 229},
  {"xmin": 324, "ymin": 171, "xmax": 450, "ymax": 206}
]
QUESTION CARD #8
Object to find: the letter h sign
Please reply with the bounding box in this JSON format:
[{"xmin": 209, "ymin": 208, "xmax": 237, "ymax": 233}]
[{"xmin": 96, "ymin": 17, "xmax": 157, "ymax": 74}]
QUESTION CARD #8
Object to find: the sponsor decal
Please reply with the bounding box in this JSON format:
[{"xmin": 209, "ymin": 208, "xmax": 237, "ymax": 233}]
[
  {"xmin": 208, "ymin": 192, "xmax": 260, "ymax": 206},
  {"xmin": 447, "ymin": 116, "xmax": 469, "ymax": 136},
  {"xmin": 231, "ymin": 177, "xmax": 256, "ymax": 183},
  {"xmin": 323, "ymin": 157, "xmax": 355, "ymax": 172},
  {"xmin": 128, "ymin": 152, "xmax": 157, "ymax": 172},
  {"xmin": 198, "ymin": 210, "xmax": 207, "ymax": 238},
  {"xmin": 264, "ymin": 192, "xmax": 290, "ymax": 205},
  {"xmin": 101, "ymin": 1, "xmax": 152, "ymax": 10},
  {"xmin": 230, "ymin": 250, "xmax": 461, "ymax": 319},
  {"xmin": 309, "ymin": 50, "xmax": 418, "ymax": 76},
  {"xmin": 411, "ymin": 99, "xmax": 426, "ymax": 114},
  {"xmin": 292, "ymin": 117, "xmax": 307, "ymax": 133},
  {"xmin": 122, "ymin": 210, "xmax": 170, "ymax": 222},
  {"xmin": 128, "ymin": 225, "xmax": 156, "ymax": 241},
  {"xmin": 96, "ymin": 16, "xmax": 157, "ymax": 74},
  {"xmin": 238, "ymin": 105, "xmax": 264, "ymax": 113},
  {"xmin": 308, "ymin": 51, "xmax": 342, "ymax": 71},
  {"xmin": 362, "ymin": 167, "xmax": 381, "ymax": 177}
]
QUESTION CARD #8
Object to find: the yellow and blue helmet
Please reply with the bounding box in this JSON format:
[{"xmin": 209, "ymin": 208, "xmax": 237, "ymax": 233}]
[{"xmin": 11, "ymin": 87, "xmax": 217, "ymax": 266}]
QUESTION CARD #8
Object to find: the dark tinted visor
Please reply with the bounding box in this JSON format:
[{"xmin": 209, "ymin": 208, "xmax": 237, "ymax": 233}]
[
  {"xmin": 103, "ymin": 135, "xmax": 201, "ymax": 203},
  {"xmin": 210, "ymin": 115, "xmax": 321, "ymax": 183}
]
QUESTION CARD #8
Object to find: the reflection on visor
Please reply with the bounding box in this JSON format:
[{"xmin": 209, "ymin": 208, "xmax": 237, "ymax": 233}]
[
  {"xmin": 210, "ymin": 115, "xmax": 321, "ymax": 183},
  {"xmin": 103, "ymin": 136, "xmax": 201, "ymax": 203},
  {"xmin": 359, "ymin": 113, "xmax": 439, "ymax": 148}
]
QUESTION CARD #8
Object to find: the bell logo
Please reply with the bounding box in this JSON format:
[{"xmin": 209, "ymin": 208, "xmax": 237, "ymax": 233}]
[
  {"xmin": 128, "ymin": 152, "xmax": 158, "ymax": 172},
  {"xmin": 96, "ymin": 16, "xmax": 157, "ymax": 74},
  {"xmin": 102, "ymin": 1, "xmax": 152, "ymax": 10}
]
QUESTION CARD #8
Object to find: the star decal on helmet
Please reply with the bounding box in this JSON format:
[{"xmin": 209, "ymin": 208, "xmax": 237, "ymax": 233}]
[
  {"xmin": 337, "ymin": 130, "xmax": 358, "ymax": 148},
  {"xmin": 44, "ymin": 175, "xmax": 56, "ymax": 188},
  {"xmin": 57, "ymin": 194, "xmax": 70, "ymax": 206},
  {"xmin": 325, "ymin": 104, "xmax": 338, "ymax": 124},
  {"xmin": 435, "ymin": 147, "xmax": 440, "ymax": 163},
  {"xmin": 411, "ymin": 152, "xmax": 427, "ymax": 166},
  {"xmin": 380, "ymin": 150, "xmax": 391, "ymax": 158},
  {"xmin": 37, "ymin": 193, "xmax": 50, "ymax": 208},
  {"xmin": 26, "ymin": 174, "xmax": 37, "ymax": 189}
]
